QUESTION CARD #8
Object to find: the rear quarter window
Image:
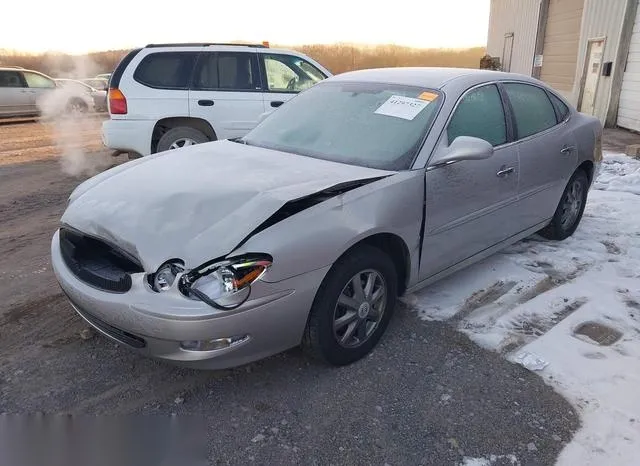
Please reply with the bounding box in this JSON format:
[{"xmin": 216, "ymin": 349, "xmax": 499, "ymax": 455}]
[
  {"xmin": 133, "ymin": 52, "xmax": 198, "ymax": 90},
  {"xmin": 548, "ymin": 91, "xmax": 570, "ymax": 122}
]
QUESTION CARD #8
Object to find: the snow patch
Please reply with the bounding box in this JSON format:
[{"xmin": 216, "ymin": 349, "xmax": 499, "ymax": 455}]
[
  {"xmin": 411, "ymin": 152, "xmax": 640, "ymax": 465},
  {"xmin": 459, "ymin": 454, "xmax": 520, "ymax": 466}
]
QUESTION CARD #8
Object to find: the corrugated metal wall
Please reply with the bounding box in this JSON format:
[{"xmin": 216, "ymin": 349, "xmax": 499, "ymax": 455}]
[
  {"xmin": 539, "ymin": 0, "xmax": 585, "ymax": 95},
  {"xmin": 487, "ymin": 0, "xmax": 637, "ymax": 127},
  {"xmin": 570, "ymin": 0, "xmax": 629, "ymax": 123},
  {"xmin": 486, "ymin": 0, "xmax": 541, "ymax": 75},
  {"xmin": 618, "ymin": 1, "xmax": 640, "ymax": 131}
]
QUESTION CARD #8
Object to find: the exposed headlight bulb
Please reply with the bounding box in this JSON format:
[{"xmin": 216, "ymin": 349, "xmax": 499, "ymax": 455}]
[{"xmin": 151, "ymin": 262, "xmax": 184, "ymax": 292}]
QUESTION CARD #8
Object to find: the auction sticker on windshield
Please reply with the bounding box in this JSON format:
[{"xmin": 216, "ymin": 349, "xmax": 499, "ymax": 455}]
[
  {"xmin": 417, "ymin": 91, "xmax": 438, "ymax": 101},
  {"xmin": 374, "ymin": 95, "xmax": 431, "ymax": 120}
]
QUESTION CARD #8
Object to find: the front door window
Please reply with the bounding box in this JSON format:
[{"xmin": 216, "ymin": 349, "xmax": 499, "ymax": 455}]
[{"xmin": 263, "ymin": 54, "xmax": 326, "ymax": 93}]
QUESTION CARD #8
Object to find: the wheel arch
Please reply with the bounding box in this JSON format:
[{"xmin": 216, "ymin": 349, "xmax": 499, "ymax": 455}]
[
  {"xmin": 577, "ymin": 160, "xmax": 594, "ymax": 184},
  {"xmin": 335, "ymin": 232, "xmax": 411, "ymax": 296},
  {"xmin": 151, "ymin": 117, "xmax": 217, "ymax": 153}
]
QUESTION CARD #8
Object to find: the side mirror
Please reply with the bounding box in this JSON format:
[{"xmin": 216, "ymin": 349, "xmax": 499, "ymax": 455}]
[{"xmin": 432, "ymin": 136, "xmax": 494, "ymax": 167}]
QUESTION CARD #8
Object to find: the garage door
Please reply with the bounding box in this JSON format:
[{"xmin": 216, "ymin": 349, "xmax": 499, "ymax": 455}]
[
  {"xmin": 540, "ymin": 0, "xmax": 585, "ymax": 94},
  {"xmin": 618, "ymin": 2, "xmax": 640, "ymax": 132}
]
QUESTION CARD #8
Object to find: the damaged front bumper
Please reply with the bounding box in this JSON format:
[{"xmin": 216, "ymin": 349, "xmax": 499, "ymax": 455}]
[{"xmin": 50, "ymin": 229, "xmax": 328, "ymax": 370}]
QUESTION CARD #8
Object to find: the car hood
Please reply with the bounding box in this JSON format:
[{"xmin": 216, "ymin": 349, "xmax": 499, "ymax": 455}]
[{"xmin": 61, "ymin": 140, "xmax": 392, "ymax": 271}]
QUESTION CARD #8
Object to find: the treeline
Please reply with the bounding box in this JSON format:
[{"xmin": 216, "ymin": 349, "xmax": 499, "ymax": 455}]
[
  {"xmin": 0, "ymin": 49, "xmax": 128, "ymax": 77},
  {"xmin": 0, "ymin": 44, "xmax": 486, "ymax": 78},
  {"xmin": 296, "ymin": 44, "xmax": 486, "ymax": 74}
]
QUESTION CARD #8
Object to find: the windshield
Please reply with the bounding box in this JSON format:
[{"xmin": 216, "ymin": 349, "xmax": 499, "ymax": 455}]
[{"xmin": 241, "ymin": 81, "xmax": 442, "ymax": 170}]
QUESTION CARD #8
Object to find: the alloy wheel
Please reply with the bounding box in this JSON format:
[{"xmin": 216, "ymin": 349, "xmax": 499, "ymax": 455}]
[
  {"xmin": 560, "ymin": 179, "xmax": 584, "ymax": 229},
  {"xmin": 332, "ymin": 269, "xmax": 387, "ymax": 348},
  {"xmin": 169, "ymin": 138, "xmax": 197, "ymax": 149}
]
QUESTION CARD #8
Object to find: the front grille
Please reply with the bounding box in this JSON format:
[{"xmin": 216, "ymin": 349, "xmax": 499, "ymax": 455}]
[
  {"xmin": 59, "ymin": 227, "xmax": 144, "ymax": 293},
  {"xmin": 68, "ymin": 295, "xmax": 147, "ymax": 349}
]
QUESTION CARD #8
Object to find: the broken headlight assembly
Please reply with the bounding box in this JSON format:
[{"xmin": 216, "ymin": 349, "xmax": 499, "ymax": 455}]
[
  {"xmin": 178, "ymin": 255, "xmax": 272, "ymax": 310},
  {"xmin": 151, "ymin": 261, "xmax": 184, "ymax": 291}
]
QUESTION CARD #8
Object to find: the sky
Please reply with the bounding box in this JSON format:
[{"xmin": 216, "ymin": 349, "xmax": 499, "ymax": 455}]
[{"xmin": 2, "ymin": 0, "xmax": 490, "ymax": 54}]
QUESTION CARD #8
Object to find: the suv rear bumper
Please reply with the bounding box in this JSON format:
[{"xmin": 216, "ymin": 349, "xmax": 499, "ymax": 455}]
[{"xmin": 102, "ymin": 119, "xmax": 155, "ymax": 156}]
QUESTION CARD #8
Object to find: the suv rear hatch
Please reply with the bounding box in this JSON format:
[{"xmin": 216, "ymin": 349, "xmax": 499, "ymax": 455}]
[{"xmin": 107, "ymin": 48, "xmax": 142, "ymax": 116}]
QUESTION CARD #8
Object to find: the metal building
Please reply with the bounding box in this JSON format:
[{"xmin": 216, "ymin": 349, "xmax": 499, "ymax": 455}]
[{"xmin": 487, "ymin": 0, "xmax": 640, "ymax": 132}]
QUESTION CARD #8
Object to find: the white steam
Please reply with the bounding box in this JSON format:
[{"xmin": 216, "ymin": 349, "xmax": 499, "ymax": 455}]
[{"xmin": 36, "ymin": 55, "xmax": 123, "ymax": 177}]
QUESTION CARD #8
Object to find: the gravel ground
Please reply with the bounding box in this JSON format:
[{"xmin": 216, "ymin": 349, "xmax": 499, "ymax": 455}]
[{"xmin": 0, "ymin": 120, "xmax": 580, "ymax": 465}]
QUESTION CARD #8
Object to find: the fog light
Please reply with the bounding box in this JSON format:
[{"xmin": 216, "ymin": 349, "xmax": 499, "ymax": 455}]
[{"xmin": 180, "ymin": 334, "xmax": 249, "ymax": 352}]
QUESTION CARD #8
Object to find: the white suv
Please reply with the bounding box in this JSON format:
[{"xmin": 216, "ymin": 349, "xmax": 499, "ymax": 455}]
[{"xmin": 102, "ymin": 43, "xmax": 332, "ymax": 157}]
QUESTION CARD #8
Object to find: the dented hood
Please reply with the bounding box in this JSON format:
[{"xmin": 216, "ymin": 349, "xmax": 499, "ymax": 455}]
[{"xmin": 61, "ymin": 140, "xmax": 391, "ymax": 271}]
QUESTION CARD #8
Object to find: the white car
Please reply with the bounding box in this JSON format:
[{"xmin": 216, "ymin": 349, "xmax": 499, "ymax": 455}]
[
  {"xmin": 0, "ymin": 67, "xmax": 57, "ymax": 117},
  {"xmin": 102, "ymin": 42, "xmax": 332, "ymax": 157},
  {"xmin": 54, "ymin": 79, "xmax": 107, "ymax": 113}
]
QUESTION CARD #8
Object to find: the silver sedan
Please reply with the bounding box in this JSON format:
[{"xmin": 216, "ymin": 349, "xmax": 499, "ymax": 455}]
[{"xmin": 51, "ymin": 67, "xmax": 602, "ymax": 369}]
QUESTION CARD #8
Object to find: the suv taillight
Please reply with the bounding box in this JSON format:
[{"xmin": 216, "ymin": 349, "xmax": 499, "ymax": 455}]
[{"xmin": 108, "ymin": 88, "xmax": 127, "ymax": 114}]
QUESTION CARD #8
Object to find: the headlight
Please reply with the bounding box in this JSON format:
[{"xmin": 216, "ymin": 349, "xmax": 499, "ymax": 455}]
[
  {"xmin": 179, "ymin": 254, "xmax": 272, "ymax": 310},
  {"xmin": 149, "ymin": 261, "xmax": 184, "ymax": 292}
]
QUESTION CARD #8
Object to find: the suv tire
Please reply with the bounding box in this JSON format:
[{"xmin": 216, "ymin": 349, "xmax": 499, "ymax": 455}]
[{"xmin": 157, "ymin": 127, "xmax": 210, "ymax": 152}]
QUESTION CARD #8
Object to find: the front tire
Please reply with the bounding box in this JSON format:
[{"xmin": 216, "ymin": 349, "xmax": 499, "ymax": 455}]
[
  {"xmin": 302, "ymin": 245, "xmax": 398, "ymax": 366},
  {"xmin": 156, "ymin": 127, "xmax": 209, "ymax": 152},
  {"xmin": 539, "ymin": 169, "xmax": 589, "ymax": 241}
]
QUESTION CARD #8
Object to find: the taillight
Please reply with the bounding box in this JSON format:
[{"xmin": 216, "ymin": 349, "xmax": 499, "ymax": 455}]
[{"xmin": 108, "ymin": 88, "xmax": 127, "ymax": 114}]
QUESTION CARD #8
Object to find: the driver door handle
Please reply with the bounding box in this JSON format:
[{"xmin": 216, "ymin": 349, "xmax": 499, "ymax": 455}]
[
  {"xmin": 270, "ymin": 101, "xmax": 284, "ymax": 108},
  {"xmin": 560, "ymin": 145, "xmax": 575, "ymax": 154},
  {"xmin": 496, "ymin": 166, "xmax": 514, "ymax": 177}
]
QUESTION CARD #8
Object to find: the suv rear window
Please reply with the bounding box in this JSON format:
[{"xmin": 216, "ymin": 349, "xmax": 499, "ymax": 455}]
[
  {"xmin": 133, "ymin": 52, "xmax": 198, "ymax": 90},
  {"xmin": 109, "ymin": 48, "xmax": 141, "ymax": 88}
]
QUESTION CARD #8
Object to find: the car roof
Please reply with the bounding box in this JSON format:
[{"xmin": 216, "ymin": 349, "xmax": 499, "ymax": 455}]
[
  {"xmin": 328, "ymin": 67, "xmax": 542, "ymax": 90},
  {"xmin": 0, "ymin": 66, "xmax": 49, "ymax": 76},
  {"xmin": 140, "ymin": 44, "xmax": 308, "ymax": 56}
]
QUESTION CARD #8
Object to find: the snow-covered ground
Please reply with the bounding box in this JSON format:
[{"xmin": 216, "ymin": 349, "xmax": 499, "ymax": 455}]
[{"xmin": 404, "ymin": 152, "xmax": 640, "ymax": 466}]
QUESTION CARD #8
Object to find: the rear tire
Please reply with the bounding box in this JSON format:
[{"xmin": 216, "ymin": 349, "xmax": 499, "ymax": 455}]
[
  {"xmin": 156, "ymin": 127, "xmax": 209, "ymax": 152},
  {"xmin": 539, "ymin": 169, "xmax": 589, "ymax": 241},
  {"xmin": 302, "ymin": 245, "xmax": 398, "ymax": 366}
]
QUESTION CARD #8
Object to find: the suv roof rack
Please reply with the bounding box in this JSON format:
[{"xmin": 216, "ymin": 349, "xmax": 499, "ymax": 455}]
[
  {"xmin": 145, "ymin": 42, "xmax": 268, "ymax": 48},
  {"xmin": 1, "ymin": 65, "xmax": 25, "ymax": 69}
]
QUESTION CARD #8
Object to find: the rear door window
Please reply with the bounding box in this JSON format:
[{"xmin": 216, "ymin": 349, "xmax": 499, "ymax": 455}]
[
  {"xmin": 447, "ymin": 84, "xmax": 507, "ymax": 147},
  {"xmin": 0, "ymin": 70, "xmax": 25, "ymax": 87},
  {"xmin": 192, "ymin": 52, "xmax": 260, "ymax": 91},
  {"xmin": 503, "ymin": 83, "xmax": 558, "ymax": 139},
  {"xmin": 133, "ymin": 52, "xmax": 198, "ymax": 89}
]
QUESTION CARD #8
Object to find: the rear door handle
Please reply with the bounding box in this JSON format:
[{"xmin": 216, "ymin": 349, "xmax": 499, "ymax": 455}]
[
  {"xmin": 270, "ymin": 101, "xmax": 284, "ymax": 108},
  {"xmin": 560, "ymin": 146, "xmax": 575, "ymax": 154},
  {"xmin": 496, "ymin": 166, "xmax": 514, "ymax": 177},
  {"xmin": 198, "ymin": 99, "xmax": 214, "ymax": 106}
]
